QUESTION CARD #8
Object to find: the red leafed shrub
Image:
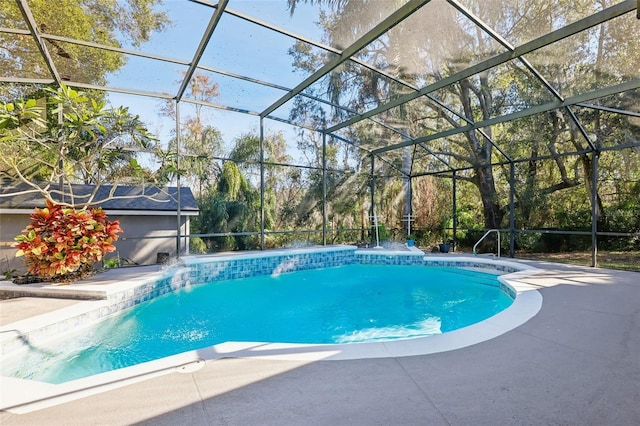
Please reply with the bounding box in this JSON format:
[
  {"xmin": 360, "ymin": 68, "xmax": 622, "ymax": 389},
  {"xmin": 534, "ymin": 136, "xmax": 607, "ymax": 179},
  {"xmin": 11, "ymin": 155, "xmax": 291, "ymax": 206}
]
[{"xmin": 14, "ymin": 200, "xmax": 123, "ymax": 278}]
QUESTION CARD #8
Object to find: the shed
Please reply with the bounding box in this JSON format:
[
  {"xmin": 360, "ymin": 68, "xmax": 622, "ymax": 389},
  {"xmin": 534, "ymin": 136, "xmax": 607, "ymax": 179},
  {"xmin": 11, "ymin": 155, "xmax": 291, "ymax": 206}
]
[{"xmin": 0, "ymin": 182, "xmax": 199, "ymax": 272}]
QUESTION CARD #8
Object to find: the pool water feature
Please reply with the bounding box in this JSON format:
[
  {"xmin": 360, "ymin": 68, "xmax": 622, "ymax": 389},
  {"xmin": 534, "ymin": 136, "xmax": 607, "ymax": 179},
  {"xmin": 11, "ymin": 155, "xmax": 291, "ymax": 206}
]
[{"xmin": 2, "ymin": 264, "xmax": 513, "ymax": 384}]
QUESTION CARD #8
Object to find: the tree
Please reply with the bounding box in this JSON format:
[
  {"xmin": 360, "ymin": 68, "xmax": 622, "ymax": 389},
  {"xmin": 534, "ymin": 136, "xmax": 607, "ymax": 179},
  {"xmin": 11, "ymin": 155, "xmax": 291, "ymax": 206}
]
[
  {"xmin": 158, "ymin": 73, "xmax": 224, "ymax": 192},
  {"xmin": 1, "ymin": 84, "xmax": 171, "ymax": 279},
  {"xmin": 192, "ymin": 161, "xmax": 261, "ymax": 251},
  {"xmin": 0, "ymin": 84, "xmax": 156, "ymax": 206},
  {"xmin": 0, "ymin": 0, "xmax": 169, "ymax": 99},
  {"xmin": 228, "ymin": 131, "xmax": 292, "ymax": 230},
  {"xmin": 286, "ymin": 0, "xmax": 640, "ymax": 237}
]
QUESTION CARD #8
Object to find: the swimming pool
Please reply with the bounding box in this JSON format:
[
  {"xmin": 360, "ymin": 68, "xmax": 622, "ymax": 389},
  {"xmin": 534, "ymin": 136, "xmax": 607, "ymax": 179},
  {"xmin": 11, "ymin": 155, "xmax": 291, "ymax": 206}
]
[
  {"xmin": 2, "ymin": 264, "xmax": 513, "ymax": 383},
  {"xmin": 0, "ymin": 246, "xmax": 543, "ymax": 412}
]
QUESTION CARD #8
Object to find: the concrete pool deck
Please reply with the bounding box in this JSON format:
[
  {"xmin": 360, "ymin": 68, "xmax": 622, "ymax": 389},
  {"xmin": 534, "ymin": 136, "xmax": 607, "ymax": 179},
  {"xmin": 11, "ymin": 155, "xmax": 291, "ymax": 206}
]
[{"xmin": 1, "ymin": 257, "xmax": 639, "ymax": 425}]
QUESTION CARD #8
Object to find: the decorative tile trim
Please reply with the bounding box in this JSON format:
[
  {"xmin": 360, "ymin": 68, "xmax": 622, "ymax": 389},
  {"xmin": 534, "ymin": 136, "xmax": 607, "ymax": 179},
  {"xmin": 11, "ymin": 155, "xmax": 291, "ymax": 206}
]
[{"xmin": 183, "ymin": 245, "xmax": 357, "ymax": 285}]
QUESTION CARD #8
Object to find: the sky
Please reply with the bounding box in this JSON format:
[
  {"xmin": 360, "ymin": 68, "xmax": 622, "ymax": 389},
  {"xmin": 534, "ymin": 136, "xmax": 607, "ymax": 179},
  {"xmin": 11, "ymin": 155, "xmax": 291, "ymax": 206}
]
[{"xmin": 103, "ymin": 0, "xmax": 328, "ymax": 168}]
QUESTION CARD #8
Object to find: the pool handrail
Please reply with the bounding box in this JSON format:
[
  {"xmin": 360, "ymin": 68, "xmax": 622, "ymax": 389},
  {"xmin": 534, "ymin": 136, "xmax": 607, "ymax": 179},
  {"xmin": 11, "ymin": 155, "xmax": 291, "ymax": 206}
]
[{"xmin": 473, "ymin": 229, "xmax": 500, "ymax": 258}]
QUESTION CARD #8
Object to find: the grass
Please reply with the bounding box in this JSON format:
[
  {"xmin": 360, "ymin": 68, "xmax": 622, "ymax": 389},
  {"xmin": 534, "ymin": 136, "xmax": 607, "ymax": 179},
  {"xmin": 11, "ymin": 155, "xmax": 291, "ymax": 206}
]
[{"xmin": 516, "ymin": 251, "xmax": 640, "ymax": 272}]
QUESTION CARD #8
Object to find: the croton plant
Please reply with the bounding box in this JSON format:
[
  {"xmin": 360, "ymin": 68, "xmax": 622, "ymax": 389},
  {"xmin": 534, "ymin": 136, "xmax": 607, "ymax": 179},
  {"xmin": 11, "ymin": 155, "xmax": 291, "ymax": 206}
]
[{"xmin": 14, "ymin": 200, "xmax": 122, "ymax": 278}]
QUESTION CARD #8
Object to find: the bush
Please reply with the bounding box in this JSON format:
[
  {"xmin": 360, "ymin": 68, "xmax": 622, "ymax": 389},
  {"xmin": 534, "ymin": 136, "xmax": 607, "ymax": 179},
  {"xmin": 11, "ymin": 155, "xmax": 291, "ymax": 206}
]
[
  {"xmin": 371, "ymin": 224, "xmax": 390, "ymax": 242},
  {"xmin": 189, "ymin": 237, "xmax": 208, "ymax": 254},
  {"xmin": 14, "ymin": 200, "xmax": 122, "ymax": 278}
]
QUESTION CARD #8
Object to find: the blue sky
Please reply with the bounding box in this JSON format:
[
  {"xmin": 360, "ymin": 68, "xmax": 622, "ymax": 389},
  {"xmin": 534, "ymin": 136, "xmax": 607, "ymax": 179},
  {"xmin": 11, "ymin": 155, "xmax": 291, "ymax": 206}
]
[{"xmin": 104, "ymin": 1, "xmax": 327, "ymax": 166}]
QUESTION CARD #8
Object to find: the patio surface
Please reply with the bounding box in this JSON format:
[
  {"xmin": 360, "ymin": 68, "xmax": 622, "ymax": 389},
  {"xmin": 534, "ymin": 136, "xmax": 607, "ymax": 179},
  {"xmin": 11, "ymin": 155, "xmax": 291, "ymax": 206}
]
[{"xmin": 0, "ymin": 258, "xmax": 638, "ymax": 425}]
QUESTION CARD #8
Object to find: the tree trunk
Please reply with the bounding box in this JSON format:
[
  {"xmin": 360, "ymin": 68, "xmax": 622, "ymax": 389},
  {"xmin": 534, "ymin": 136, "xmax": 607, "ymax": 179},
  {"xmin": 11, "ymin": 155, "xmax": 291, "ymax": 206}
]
[{"xmin": 475, "ymin": 164, "xmax": 504, "ymax": 229}]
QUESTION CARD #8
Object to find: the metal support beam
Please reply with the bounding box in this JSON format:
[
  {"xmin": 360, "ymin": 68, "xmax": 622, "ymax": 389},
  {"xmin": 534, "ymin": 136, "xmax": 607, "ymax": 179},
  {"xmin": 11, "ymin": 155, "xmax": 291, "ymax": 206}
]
[
  {"xmin": 176, "ymin": 101, "xmax": 182, "ymax": 257},
  {"xmin": 576, "ymin": 103, "xmax": 640, "ymax": 117},
  {"xmin": 452, "ymin": 171, "xmax": 457, "ymax": 252},
  {"xmin": 16, "ymin": 0, "xmax": 62, "ymax": 85},
  {"xmin": 176, "ymin": 0, "xmax": 228, "ymax": 101},
  {"xmin": 42, "ymin": 33, "xmax": 191, "ymax": 66},
  {"xmin": 591, "ymin": 152, "xmax": 599, "ymax": 267},
  {"xmin": 261, "ymin": 0, "xmax": 431, "ymax": 118},
  {"xmin": 260, "ymin": 118, "xmax": 265, "ymax": 250},
  {"xmin": 370, "ymin": 155, "xmax": 375, "ymax": 234},
  {"xmin": 409, "ymin": 176, "xmax": 414, "ymax": 233},
  {"xmin": 322, "ymin": 133, "xmax": 327, "ymax": 246},
  {"xmin": 58, "ymin": 105, "xmax": 64, "ymax": 203},
  {"xmin": 509, "ymin": 162, "xmax": 516, "ymax": 258}
]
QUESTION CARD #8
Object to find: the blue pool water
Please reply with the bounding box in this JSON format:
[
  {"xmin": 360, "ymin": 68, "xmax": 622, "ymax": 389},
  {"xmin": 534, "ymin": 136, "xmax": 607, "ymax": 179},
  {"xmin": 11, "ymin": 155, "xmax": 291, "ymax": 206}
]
[{"xmin": 3, "ymin": 264, "xmax": 512, "ymax": 384}]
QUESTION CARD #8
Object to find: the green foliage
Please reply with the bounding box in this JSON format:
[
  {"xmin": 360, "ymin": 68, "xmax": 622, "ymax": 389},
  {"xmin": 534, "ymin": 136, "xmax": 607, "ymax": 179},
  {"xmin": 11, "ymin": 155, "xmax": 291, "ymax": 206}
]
[
  {"xmin": 189, "ymin": 237, "xmax": 208, "ymax": 255},
  {"xmin": 2, "ymin": 268, "xmax": 18, "ymax": 281},
  {"xmin": 371, "ymin": 224, "xmax": 390, "ymax": 242},
  {"xmin": 159, "ymin": 73, "xmax": 224, "ymax": 192},
  {"xmin": 455, "ymin": 209, "xmax": 480, "ymax": 241},
  {"xmin": 14, "ymin": 200, "xmax": 122, "ymax": 278},
  {"xmin": 103, "ymin": 257, "xmax": 120, "ymax": 269},
  {"xmin": 192, "ymin": 179, "xmax": 261, "ymax": 252},
  {"xmin": 1, "ymin": 0, "xmax": 168, "ymax": 97},
  {"xmin": 218, "ymin": 162, "xmax": 243, "ymax": 200},
  {"xmin": 0, "ymin": 84, "xmax": 157, "ymax": 205}
]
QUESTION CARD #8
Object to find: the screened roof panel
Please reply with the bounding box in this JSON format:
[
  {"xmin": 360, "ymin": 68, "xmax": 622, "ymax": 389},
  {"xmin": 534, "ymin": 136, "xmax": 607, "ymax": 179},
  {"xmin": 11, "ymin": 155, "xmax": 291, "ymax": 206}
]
[
  {"xmin": 488, "ymin": 111, "xmax": 595, "ymax": 162},
  {"xmin": 522, "ymin": 11, "xmax": 640, "ymax": 100},
  {"xmin": 380, "ymin": 96, "xmax": 464, "ymax": 137},
  {"xmin": 334, "ymin": 119, "xmax": 410, "ymax": 153},
  {"xmin": 468, "ymin": 59, "xmax": 558, "ymax": 116},
  {"xmin": 0, "ymin": 33, "xmax": 50, "ymax": 79},
  {"xmin": 426, "ymin": 88, "xmax": 467, "ymax": 121},
  {"xmin": 410, "ymin": 150, "xmax": 453, "ymax": 176},
  {"xmin": 353, "ymin": 0, "xmax": 509, "ymax": 80},
  {"xmin": 1, "ymin": 0, "xmax": 638, "ymax": 177},
  {"xmin": 183, "ymin": 69, "xmax": 289, "ymax": 114},
  {"xmin": 371, "ymin": 151, "xmax": 409, "ymax": 177},
  {"xmin": 261, "ymin": 121, "xmax": 309, "ymax": 163},
  {"xmin": 292, "ymin": 90, "xmax": 360, "ymax": 128},
  {"xmin": 116, "ymin": 0, "xmax": 213, "ymax": 61},
  {"xmin": 43, "ymin": 40, "xmax": 121, "ymax": 86},
  {"xmin": 572, "ymin": 105, "xmax": 640, "ymax": 151},
  {"xmin": 209, "ymin": 107, "xmax": 262, "ymax": 146},
  {"xmin": 1, "ymin": 0, "xmax": 28, "ymax": 30},
  {"xmin": 263, "ymin": 95, "xmax": 333, "ymax": 131},
  {"xmin": 423, "ymin": 135, "xmax": 476, "ymax": 170},
  {"xmin": 261, "ymin": 0, "xmax": 415, "ymax": 52},
  {"xmin": 222, "ymin": 0, "xmax": 329, "ymax": 47},
  {"xmin": 46, "ymin": 41, "xmax": 189, "ymax": 93},
  {"xmin": 27, "ymin": 0, "xmax": 125, "ymax": 49},
  {"xmin": 199, "ymin": 12, "xmax": 324, "ymax": 88},
  {"xmin": 301, "ymin": 62, "xmax": 416, "ymax": 118},
  {"xmin": 453, "ymin": 0, "xmax": 603, "ymax": 47}
]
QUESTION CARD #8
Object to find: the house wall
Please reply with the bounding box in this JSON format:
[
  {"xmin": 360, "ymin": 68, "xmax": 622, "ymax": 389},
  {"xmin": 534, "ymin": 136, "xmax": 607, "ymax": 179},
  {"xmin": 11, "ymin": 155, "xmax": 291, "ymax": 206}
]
[
  {"xmin": 0, "ymin": 212, "xmax": 191, "ymax": 274},
  {"xmin": 0, "ymin": 214, "xmax": 29, "ymax": 274},
  {"xmin": 108, "ymin": 214, "xmax": 190, "ymax": 266}
]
